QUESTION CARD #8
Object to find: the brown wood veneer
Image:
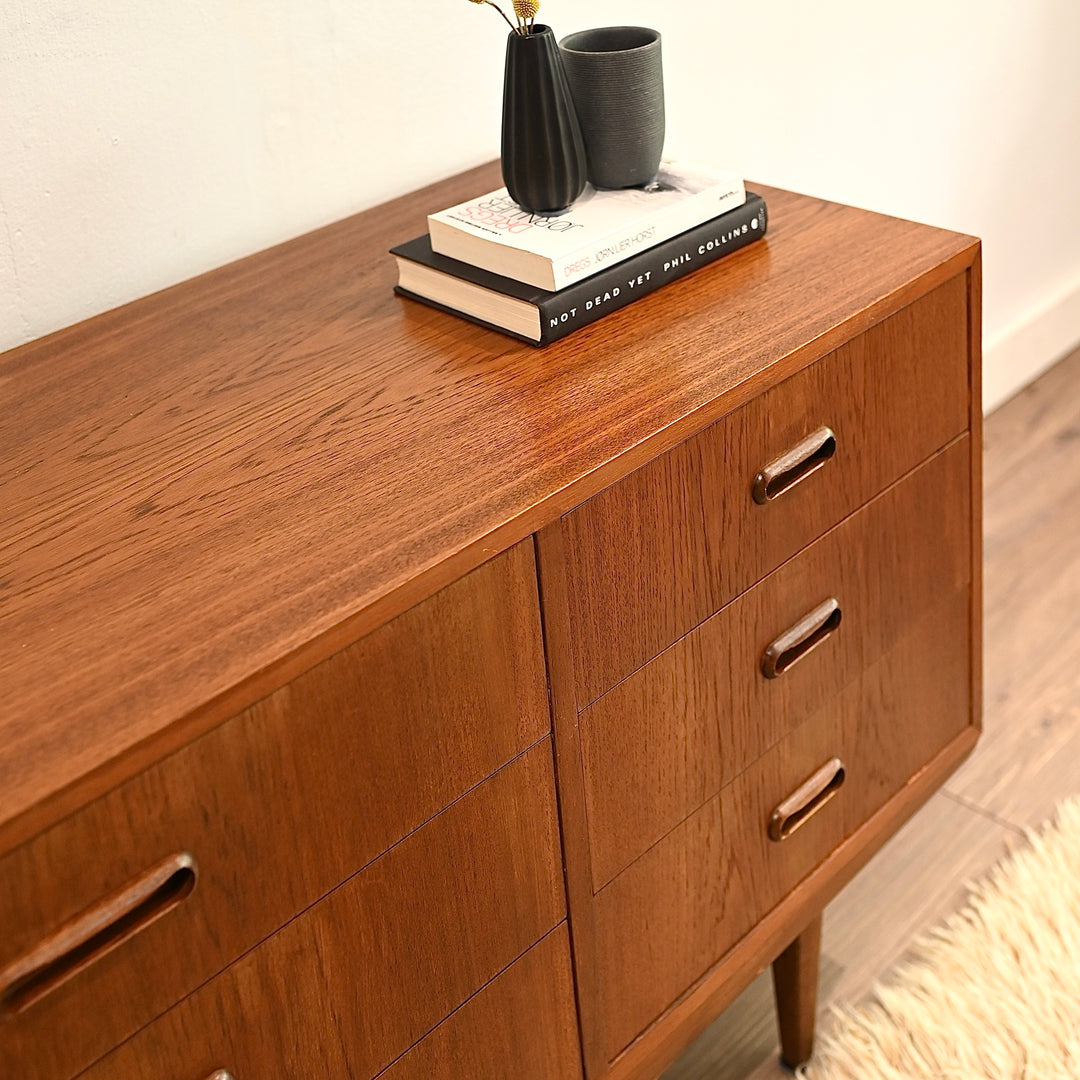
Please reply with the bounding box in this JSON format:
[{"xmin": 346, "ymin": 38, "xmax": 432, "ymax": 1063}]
[
  {"xmin": 580, "ymin": 438, "xmax": 972, "ymax": 888},
  {"xmin": 0, "ymin": 164, "xmax": 982, "ymax": 1080},
  {"xmin": 0, "ymin": 168, "xmax": 979, "ymax": 851},
  {"xmin": 771, "ymin": 915, "xmax": 823, "ymax": 1069},
  {"xmin": 34, "ymin": 741, "xmax": 566, "ymax": 1080},
  {"xmin": 0, "ymin": 540, "xmax": 547, "ymax": 1080},
  {"xmin": 562, "ymin": 275, "xmax": 969, "ymax": 706},
  {"xmin": 595, "ymin": 584, "xmax": 972, "ymax": 1064},
  {"xmin": 83, "ymin": 926, "xmax": 582, "ymax": 1080}
]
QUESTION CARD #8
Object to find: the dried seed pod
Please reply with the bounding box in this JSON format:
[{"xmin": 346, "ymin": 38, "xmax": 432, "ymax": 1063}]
[{"xmin": 513, "ymin": 0, "xmax": 540, "ymax": 20}]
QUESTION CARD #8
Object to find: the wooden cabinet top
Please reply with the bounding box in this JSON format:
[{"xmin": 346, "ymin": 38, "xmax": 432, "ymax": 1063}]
[{"xmin": 0, "ymin": 161, "xmax": 979, "ymax": 851}]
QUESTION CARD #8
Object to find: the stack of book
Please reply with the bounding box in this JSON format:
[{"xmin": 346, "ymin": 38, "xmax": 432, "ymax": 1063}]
[{"xmin": 391, "ymin": 160, "xmax": 767, "ymax": 346}]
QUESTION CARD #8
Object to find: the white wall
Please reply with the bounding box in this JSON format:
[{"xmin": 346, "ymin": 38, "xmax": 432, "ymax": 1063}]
[{"xmin": 2, "ymin": 1, "xmax": 1078, "ymax": 411}]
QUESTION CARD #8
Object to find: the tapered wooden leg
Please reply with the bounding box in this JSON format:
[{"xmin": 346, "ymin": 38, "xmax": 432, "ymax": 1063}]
[{"xmin": 771, "ymin": 913, "xmax": 822, "ymax": 1070}]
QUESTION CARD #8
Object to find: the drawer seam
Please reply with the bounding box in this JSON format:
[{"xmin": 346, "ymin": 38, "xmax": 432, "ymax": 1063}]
[
  {"xmin": 55, "ymin": 732, "xmax": 559, "ymax": 1080},
  {"xmin": 589, "ymin": 584, "xmax": 973, "ymax": 896},
  {"xmin": 575, "ymin": 428, "xmax": 971, "ymax": 713}
]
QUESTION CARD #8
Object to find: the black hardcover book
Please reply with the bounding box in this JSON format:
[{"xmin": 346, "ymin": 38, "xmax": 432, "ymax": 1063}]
[{"xmin": 391, "ymin": 191, "xmax": 767, "ymax": 346}]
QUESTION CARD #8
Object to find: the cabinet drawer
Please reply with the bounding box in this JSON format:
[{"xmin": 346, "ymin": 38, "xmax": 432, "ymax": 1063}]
[
  {"xmin": 838, "ymin": 587, "xmax": 972, "ymax": 834},
  {"xmin": 581, "ymin": 438, "xmax": 971, "ymax": 888},
  {"xmin": 0, "ymin": 541, "xmax": 549, "ymax": 1080},
  {"xmin": 732, "ymin": 587, "xmax": 972, "ymax": 918},
  {"xmin": 83, "ymin": 928, "xmax": 580, "ymax": 1080},
  {"xmin": 378, "ymin": 926, "xmax": 583, "ymax": 1080},
  {"xmin": 72, "ymin": 742, "xmax": 567, "ymax": 1080},
  {"xmin": 594, "ymin": 588, "xmax": 972, "ymax": 1063},
  {"xmin": 563, "ymin": 276, "xmax": 969, "ymax": 705}
]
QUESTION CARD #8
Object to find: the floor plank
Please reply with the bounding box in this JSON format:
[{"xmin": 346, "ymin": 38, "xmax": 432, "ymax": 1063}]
[
  {"xmin": 662, "ymin": 344, "xmax": 1080, "ymax": 1079},
  {"xmin": 945, "ymin": 347, "xmax": 1080, "ymax": 828}
]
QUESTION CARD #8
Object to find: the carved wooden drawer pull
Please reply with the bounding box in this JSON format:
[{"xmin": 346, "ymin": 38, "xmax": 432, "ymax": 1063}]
[
  {"xmin": 752, "ymin": 426, "xmax": 837, "ymax": 504},
  {"xmin": 761, "ymin": 597, "xmax": 842, "ymax": 680},
  {"xmin": 0, "ymin": 852, "xmax": 197, "ymax": 1015},
  {"xmin": 769, "ymin": 758, "xmax": 846, "ymax": 842}
]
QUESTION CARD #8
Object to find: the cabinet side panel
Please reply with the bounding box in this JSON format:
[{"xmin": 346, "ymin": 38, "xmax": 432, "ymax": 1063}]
[{"xmin": 968, "ymin": 250, "xmax": 984, "ymax": 734}]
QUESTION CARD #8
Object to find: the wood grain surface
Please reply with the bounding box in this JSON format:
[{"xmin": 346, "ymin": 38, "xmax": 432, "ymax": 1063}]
[
  {"xmin": 771, "ymin": 915, "xmax": 822, "ymax": 1068},
  {"xmin": 51, "ymin": 741, "xmax": 566, "ymax": 1080},
  {"xmin": 579, "ymin": 439, "xmax": 972, "ymax": 888},
  {"xmin": 660, "ymin": 796, "xmax": 1012, "ymax": 1080},
  {"xmin": 379, "ymin": 926, "xmax": 584, "ymax": 1080},
  {"xmin": 562, "ymin": 275, "xmax": 969, "ymax": 705},
  {"xmin": 0, "ymin": 164, "xmax": 978, "ymax": 850},
  {"xmin": 534, "ymin": 524, "xmax": 609, "ymax": 1080},
  {"xmin": 592, "ymin": 582, "xmax": 972, "ymax": 1065},
  {"xmin": 605, "ymin": 731, "xmax": 981, "ymax": 1080},
  {"xmin": 604, "ymin": 705, "xmax": 976, "ymax": 1078},
  {"xmin": 966, "ymin": 257, "xmax": 984, "ymax": 742},
  {"xmin": 83, "ymin": 926, "xmax": 581, "ymax": 1080},
  {"xmin": 664, "ymin": 334, "xmax": 1080, "ymax": 1080},
  {"xmin": 0, "ymin": 541, "xmax": 547, "ymax": 1080}
]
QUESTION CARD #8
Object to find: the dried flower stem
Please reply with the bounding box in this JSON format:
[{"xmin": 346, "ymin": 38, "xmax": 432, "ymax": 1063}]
[
  {"xmin": 468, "ymin": 0, "xmax": 518, "ymax": 34},
  {"xmin": 469, "ymin": 0, "xmax": 540, "ymax": 35},
  {"xmin": 494, "ymin": 1, "xmax": 519, "ymax": 32}
]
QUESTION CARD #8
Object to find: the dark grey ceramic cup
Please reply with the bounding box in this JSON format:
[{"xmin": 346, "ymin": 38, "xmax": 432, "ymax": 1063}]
[{"xmin": 559, "ymin": 26, "xmax": 664, "ymax": 189}]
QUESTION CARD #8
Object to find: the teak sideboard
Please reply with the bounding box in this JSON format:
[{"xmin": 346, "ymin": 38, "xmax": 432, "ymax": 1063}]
[{"xmin": 0, "ymin": 164, "xmax": 982, "ymax": 1080}]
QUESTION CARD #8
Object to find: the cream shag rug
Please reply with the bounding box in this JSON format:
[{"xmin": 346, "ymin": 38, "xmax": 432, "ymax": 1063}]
[{"xmin": 800, "ymin": 797, "xmax": 1080, "ymax": 1080}]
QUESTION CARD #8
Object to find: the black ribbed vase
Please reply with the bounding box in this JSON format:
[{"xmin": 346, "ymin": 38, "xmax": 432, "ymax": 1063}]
[{"xmin": 501, "ymin": 25, "xmax": 587, "ymax": 215}]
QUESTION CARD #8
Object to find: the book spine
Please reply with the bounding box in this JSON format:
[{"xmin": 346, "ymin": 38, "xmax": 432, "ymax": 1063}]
[
  {"xmin": 550, "ymin": 181, "xmax": 747, "ymax": 290},
  {"xmin": 537, "ymin": 195, "xmax": 766, "ymax": 344}
]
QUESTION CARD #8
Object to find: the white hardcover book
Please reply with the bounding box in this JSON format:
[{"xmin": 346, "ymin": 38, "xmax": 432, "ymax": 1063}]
[{"xmin": 427, "ymin": 160, "xmax": 746, "ymax": 292}]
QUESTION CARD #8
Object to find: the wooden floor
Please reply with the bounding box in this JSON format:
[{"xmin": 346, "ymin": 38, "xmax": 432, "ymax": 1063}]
[{"xmin": 663, "ymin": 345, "xmax": 1080, "ymax": 1080}]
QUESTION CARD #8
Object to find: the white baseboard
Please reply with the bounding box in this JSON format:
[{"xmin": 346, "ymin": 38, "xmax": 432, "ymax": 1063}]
[{"xmin": 983, "ymin": 275, "xmax": 1080, "ymax": 414}]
